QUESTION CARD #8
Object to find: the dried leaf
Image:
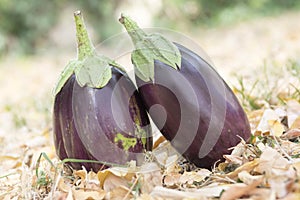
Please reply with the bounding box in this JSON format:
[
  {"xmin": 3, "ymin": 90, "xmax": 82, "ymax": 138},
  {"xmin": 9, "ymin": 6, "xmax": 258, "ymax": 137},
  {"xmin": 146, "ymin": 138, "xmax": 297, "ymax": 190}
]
[
  {"xmin": 280, "ymin": 140, "xmax": 300, "ymax": 156},
  {"xmin": 220, "ymin": 179, "xmax": 262, "ymax": 200},
  {"xmin": 66, "ymin": 189, "xmax": 74, "ymax": 200},
  {"xmin": 230, "ymin": 141, "xmax": 247, "ymax": 157},
  {"xmin": 98, "ymin": 170, "xmax": 113, "ymax": 189},
  {"xmin": 223, "ymin": 155, "xmax": 243, "ymax": 165},
  {"xmin": 255, "ymin": 109, "xmax": 279, "ymax": 134},
  {"xmin": 282, "ymin": 193, "xmax": 300, "ymax": 200},
  {"xmin": 163, "ymin": 172, "xmax": 181, "ymax": 188},
  {"xmin": 58, "ymin": 178, "xmax": 71, "ymax": 193},
  {"xmin": 226, "ymin": 159, "xmax": 259, "ymax": 179},
  {"xmin": 268, "ymin": 119, "xmax": 285, "ymax": 137},
  {"xmin": 151, "ymin": 186, "xmax": 208, "ymax": 200},
  {"xmin": 247, "ymin": 188, "xmax": 272, "ymax": 199},
  {"xmin": 281, "ymin": 128, "xmax": 300, "ymax": 140},
  {"xmin": 109, "ymin": 186, "xmax": 132, "ymax": 200},
  {"xmin": 140, "ymin": 166, "xmax": 162, "ymax": 194},
  {"xmin": 255, "ymin": 146, "xmax": 297, "ymax": 198},
  {"xmin": 248, "ymin": 109, "xmax": 264, "ymax": 130},
  {"xmin": 179, "ymin": 170, "xmax": 211, "ymax": 186},
  {"xmin": 238, "ymin": 170, "xmax": 263, "ymax": 185},
  {"xmin": 74, "ymin": 170, "xmax": 87, "ymax": 181},
  {"xmin": 152, "ymin": 141, "xmax": 179, "ymax": 168},
  {"xmin": 290, "ymin": 116, "xmax": 300, "ymax": 129},
  {"xmin": 72, "ymin": 188, "xmax": 105, "ymax": 200},
  {"xmin": 268, "ymin": 176, "xmax": 293, "ymax": 198},
  {"xmin": 292, "ymin": 160, "xmax": 300, "ymax": 177},
  {"xmin": 255, "ymin": 146, "xmax": 290, "ymax": 176},
  {"xmin": 97, "ymin": 170, "xmax": 129, "ymax": 192},
  {"xmin": 286, "ymin": 100, "xmax": 300, "ymax": 128},
  {"xmin": 135, "ymin": 194, "xmax": 152, "ymax": 200},
  {"xmin": 196, "ymin": 183, "xmax": 231, "ymax": 197}
]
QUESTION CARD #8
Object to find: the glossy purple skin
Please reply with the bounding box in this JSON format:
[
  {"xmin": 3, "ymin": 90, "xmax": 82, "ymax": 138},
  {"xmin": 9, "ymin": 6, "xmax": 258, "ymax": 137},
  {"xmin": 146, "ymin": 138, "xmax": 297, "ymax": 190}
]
[
  {"xmin": 136, "ymin": 43, "xmax": 251, "ymax": 169},
  {"xmin": 53, "ymin": 68, "xmax": 152, "ymax": 171}
]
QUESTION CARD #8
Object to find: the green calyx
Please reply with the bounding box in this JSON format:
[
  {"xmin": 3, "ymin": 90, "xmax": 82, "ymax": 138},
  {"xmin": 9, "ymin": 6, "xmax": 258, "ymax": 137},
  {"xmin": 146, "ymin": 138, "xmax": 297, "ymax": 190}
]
[
  {"xmin": 119, "ymin": 14, "xmax": 181, "ymax": 82},
  {"xmin": 54, "ymin": 11, "xmax": 124, "ymax": 95}
]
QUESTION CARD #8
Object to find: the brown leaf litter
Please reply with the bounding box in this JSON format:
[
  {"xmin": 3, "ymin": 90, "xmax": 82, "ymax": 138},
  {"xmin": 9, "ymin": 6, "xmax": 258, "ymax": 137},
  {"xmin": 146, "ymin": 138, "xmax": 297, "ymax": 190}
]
[{"xmin": 1, "ymin": 102, "xmax": 300, "ymax": 199}]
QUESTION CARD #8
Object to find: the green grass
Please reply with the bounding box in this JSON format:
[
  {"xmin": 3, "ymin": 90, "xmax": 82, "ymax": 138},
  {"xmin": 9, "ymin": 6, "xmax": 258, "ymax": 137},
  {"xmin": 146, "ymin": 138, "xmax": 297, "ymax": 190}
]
[{"xmin": 233, "ymin": 60, "xmax": 300, "ymax": 110}]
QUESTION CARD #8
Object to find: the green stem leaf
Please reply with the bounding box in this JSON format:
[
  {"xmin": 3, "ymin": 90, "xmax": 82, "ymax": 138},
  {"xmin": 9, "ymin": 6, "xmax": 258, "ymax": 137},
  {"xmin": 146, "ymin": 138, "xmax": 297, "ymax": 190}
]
[
  {"xmin": 53, "ymin": 60, "xmax": 78, "ymax": 95},
  {"xmin": 54, "ymin": 11, "xmax": 125, "ymax": 95},
  {"xmin": 119, "ymin": 14, "xmax": 181, "ymax": 82},
  {"xmin": 74, "ymin": 10, "xmax": 94, "ymax": 60}
]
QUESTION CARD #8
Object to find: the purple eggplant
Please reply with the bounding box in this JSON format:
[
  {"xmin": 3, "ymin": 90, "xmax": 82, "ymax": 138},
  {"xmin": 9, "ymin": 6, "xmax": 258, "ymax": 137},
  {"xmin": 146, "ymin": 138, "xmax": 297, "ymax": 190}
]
[
  {"xmin": 119, "ymin": 15, "xmax": 251, "ymax": 169},
  {"xmin": 53, "ymin": 11, "xmax": 152, "ymax": 172}
]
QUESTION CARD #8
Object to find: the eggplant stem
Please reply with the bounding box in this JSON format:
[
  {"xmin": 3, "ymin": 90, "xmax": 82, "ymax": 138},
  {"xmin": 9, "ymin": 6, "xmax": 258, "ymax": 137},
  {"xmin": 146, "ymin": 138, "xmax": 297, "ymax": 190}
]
[
  {"xmin": 74, "ymin": 10, "xmax": 94, "ymax": 60},
  {"xmin": 119, "ymin": 13, "xmax": 147, "ymax": 47}
]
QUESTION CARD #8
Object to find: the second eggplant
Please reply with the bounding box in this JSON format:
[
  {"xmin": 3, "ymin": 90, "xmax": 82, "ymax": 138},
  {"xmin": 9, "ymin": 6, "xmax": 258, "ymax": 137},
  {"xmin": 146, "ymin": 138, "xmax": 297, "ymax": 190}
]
[{"xmin": 119, "ymin": 15, "xmax": 251, "ymax": 169}]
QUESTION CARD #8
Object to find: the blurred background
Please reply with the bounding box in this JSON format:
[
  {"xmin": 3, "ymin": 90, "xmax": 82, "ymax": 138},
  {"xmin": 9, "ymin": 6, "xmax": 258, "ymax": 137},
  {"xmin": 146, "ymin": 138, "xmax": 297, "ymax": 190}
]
[
  {"xmin": 0, "ymin": 0, "xmax": 300, "ymax": 153},
  {"xmin": 1, "ymin": 0, "xmax": 300, "ymax": 56}
]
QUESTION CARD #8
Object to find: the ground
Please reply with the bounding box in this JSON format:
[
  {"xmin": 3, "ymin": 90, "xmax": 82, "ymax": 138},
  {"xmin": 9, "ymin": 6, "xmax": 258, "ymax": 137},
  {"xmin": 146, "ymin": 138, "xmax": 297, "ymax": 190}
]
[{"xmin": 0, "ymin": 10, "xmax": 300, "ymax": 199}]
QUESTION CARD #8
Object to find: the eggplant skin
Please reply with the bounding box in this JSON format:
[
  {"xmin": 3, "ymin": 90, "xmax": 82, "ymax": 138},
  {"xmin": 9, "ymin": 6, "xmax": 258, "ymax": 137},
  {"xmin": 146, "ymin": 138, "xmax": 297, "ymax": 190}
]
[
  {"xmin": 136, "ymin": 43, "xmax": 251, "ymax": 169},
  {"xmin": 53, "ymin": 67, "xmax": 152, "ymax": 171}
]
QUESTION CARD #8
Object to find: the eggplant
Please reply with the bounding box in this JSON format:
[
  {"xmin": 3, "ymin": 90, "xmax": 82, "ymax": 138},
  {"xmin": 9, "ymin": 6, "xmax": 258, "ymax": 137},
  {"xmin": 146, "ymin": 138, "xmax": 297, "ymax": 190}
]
[
  {"xmin": 53, "ymin": 11, "xmax": 152, "ymax": 172},
  {"xmin": 119, "ymin": 15, "xmax": 251, "ymax": 169}
]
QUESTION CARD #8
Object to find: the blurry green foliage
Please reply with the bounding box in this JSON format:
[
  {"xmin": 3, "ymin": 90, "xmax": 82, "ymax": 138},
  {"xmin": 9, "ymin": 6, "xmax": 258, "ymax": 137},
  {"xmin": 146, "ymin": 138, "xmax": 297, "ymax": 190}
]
[
  {"xmin": 0, "ymin": 0, "xmax": 299, "ymax": 56},
  {"xmin": 156, "ymin": 0, "xmax": 300, "ymax": 28},
  {"xmin": 73, "ymin": 0, "xmax": 121, "ymax": 41},
  {"xmin": 0, "ymin": 0, "xmax": 61, "ymax": 55},
  {"xmin": 0, "ymin": 0, "xmax": 121, "ymax": 56}
]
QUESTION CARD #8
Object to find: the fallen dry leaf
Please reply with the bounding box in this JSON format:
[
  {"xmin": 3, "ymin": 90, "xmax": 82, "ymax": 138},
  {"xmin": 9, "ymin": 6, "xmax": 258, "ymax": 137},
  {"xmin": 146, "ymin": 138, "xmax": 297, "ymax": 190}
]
[
  {"xmin": 66, "ymin": 189, "xmax": 73, "ymax": 200},
  {"xmin": 280, "ymin": 140, "xmax": 300, "ymax": 157},
  {"xmin": 292, "ymin": 160, "xmax": 300, "ymax": 177},
  {"xmin": 286, "ymin": 100, "xmax": 300, "ymax": 128},
  {"xmin": 134, "ymin": 194, "xmax": 153, "ymax": 200},
  {"xmin": 108, "ymin": 186, "xmax": 132, "ymax": 200},
  {"xmin": 254, "ymin": 146, "xmax": 297, "ymax": 198},
  {"xmin": 255, "ymin": 146, "xmax": 290, "ymax": 176},
  {"xmin": 98, "ymin": 170, "xmax": 129, "ymax": 192},
  {"xmin": 268, "ymin": 176, "xmax": 294, "ymax": 198},
  {"xmin": 195, "ymin": 183, "xmax": 231, "ymax": 198},
  {"xmin": 220, "ymin": 179, "xmax": 262, "ymax": 200},
  {"xmin": 281, "ymin": 128, "xmax": 300, "ymax": 140},
  {"xmin": 229, "ymin": 141, "xmax": 247, "ymax": 157},
  {"xmin": 238, "ymin": 170, "xmax": 263, "ymax": 185},
  {"xmin": 72, "ymin": 188, "xmax": 105, "ymax": 200},
  {"xmin": 140, "ymin": 168, "xmax": 162, "ymax": 194},
  {"xmin": 223, "ymin": 155, "xmax": 243, "ymax": 165},
  {"xmin": 226, "ymin": 159, "xmax": 259, "ymax": 179},
  {"xmin": 255, "ymin": 109, "xmax": 279, "ymax": 134},
  {"xmin": 163, "ymin": 172, "xmax": 181, "ymax": 188},
  {"xmin": 57, "ymin": 178, "xmax": 71, "ymax": 193},
  {"xmin": 151, "ymin": 186, "xmax": 208, "ymax": 200},
  {"xmin": 290, "ymin": 116, "xmax": 300, "ymax": 129},
  {"xmin": 247, "ymin": 109, "xmax": 264, "ymax": 131},
  {"xmin": 268, "ymin": 119, "xmax": 285, "ymax": 137},
  {"xmin": 248, "ymin": 188, "xmax": 273, "ymax": 199},
  {"xmin": 74, "ymin": 170, "xmax": 87, "ymax": 181}
]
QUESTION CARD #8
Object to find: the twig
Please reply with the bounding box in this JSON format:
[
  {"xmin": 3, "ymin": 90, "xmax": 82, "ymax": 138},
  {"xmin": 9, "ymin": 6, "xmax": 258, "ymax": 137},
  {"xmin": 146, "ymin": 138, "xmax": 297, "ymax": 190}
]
[{"xmin": 123, "ymin": 174, "xmax": 140, "ymax": 200}]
